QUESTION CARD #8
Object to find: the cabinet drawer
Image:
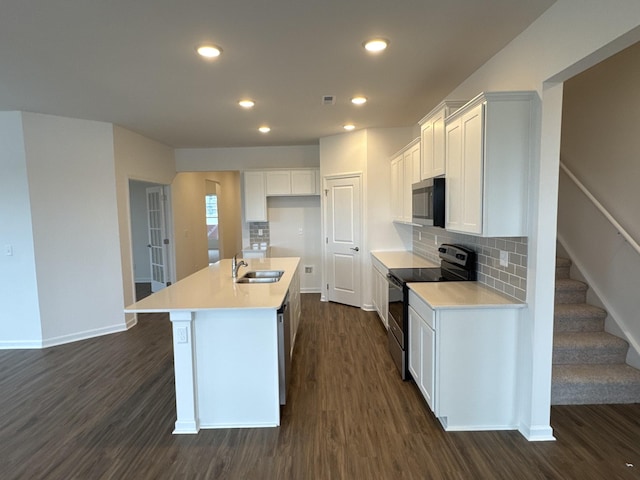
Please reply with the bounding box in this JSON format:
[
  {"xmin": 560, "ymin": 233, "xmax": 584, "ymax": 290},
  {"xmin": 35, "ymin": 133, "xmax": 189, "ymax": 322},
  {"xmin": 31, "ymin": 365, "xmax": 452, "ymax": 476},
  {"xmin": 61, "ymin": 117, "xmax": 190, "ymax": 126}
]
[{"xmin": 409, "ymin": 290, "xmax": 434, "ymax": 330}]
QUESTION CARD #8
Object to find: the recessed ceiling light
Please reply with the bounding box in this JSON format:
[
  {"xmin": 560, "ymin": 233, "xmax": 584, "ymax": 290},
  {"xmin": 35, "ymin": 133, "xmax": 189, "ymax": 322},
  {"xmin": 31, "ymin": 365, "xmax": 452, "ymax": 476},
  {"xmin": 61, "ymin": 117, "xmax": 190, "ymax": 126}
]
[
  {"xmin": 351, "ymin": 96, "xmax": 367, "ymax": 105},
  {"xmin": 343, "ymin": 124, "xmax": 356, "ymax": 131},
  {"xmin": 259, "ymin": 126, "xmax": 271, "ymax": 133},
  {"xmin": 363, "ymin": 38, "xmax": 389, "ymax": 53},
  {"xmin": 196, "ymin": 44, "xmax": 222, "ymax": 58},
  {"xmin": 238, "ymin": 100, "xmax": 255, "ymax": 108}
]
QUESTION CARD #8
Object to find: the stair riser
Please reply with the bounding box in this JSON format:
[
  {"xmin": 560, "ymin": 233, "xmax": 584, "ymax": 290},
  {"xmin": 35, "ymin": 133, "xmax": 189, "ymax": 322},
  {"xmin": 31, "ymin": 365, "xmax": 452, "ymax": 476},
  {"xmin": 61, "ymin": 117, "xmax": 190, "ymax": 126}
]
[
  {"xmin": 554, "ymin": 317, "xmax": 604, "ymax": 333},
  {"xmin": 553, "ymin": 348, "xmax": 627, "ymax": 365},
  {"xmin": 555, "ymin": 265, "xmax": 570, "ymax": 280},
  {"xmin": 552, "ymin": 384, "xmax": 640, "ymax": 405},
  {"xmin": 555, "ymin": 290, "xmax": 586, "ymax": 304}
]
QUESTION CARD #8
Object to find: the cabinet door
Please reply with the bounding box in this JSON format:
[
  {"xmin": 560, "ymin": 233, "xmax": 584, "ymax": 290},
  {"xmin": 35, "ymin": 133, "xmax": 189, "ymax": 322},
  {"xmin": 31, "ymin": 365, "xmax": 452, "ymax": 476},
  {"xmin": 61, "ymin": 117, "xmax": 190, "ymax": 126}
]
[
  {"xmin": 420, "ymin": 316, "xmax": 435, "ymax": 412},
  {"xmin": 432, "ymin": 112, "xmax": 446, "ymax": 177},
  {"xmin": 445, "ymin": 118, "xmax": 463, "ymax": 230},
  {"xmin": 408, "ymin": 306, "xmax": 421, "ymax": 383},
  {"xmin": 403, "ymin": 145, "xmax": 420, "ymax": 222},
  {"xmin": 266, "ymin": 171, "xmax": 291, "ymax": 195},
  {"xmin": 390, "ymin": 155, "xmax": 403, "ymax": 221},
  {"xmin": 244, "ymin": 171, "xmax": 267, "ymax": 222},
  {"xmin": 421, "ymin": 121, "xmax": 434, "ymax": 180},
  {"xmin": 291, "ymin": 170, "xmax": 316, "ymax": 195},
  {"xmin": 460, "ymin": 104, "xmax": 484, "ymax": 234}
]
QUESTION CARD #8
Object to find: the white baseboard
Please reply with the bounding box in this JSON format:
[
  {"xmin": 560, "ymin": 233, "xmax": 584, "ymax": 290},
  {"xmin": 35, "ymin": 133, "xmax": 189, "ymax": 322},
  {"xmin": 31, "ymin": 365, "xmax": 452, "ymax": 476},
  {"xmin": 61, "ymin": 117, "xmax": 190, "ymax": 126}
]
[
  {"xmin": 361, "ymin": 303, "xmax": 375, "ymax": 312},
  {"xmin": 40, "ymin": 322, "xmax": 130, "ymax": 349},
  {"xmin": 518, "ymin": 423, "xmax": 556, "ymax": 442},
  {"xmin": 300, "ymin": 287, "xmax": 321, "ymax": 294},
  {"xmin": 0, "ymin": 339, "xmax": 44, "ymax": 349}
]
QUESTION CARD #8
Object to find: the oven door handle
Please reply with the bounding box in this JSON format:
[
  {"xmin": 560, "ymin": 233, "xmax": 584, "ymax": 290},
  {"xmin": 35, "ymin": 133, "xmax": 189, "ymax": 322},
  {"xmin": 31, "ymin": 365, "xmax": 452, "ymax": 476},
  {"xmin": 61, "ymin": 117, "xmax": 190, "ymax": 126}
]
[{"xmin": 386, "ymin": 273, "xmax": 403, "ymax": 289}]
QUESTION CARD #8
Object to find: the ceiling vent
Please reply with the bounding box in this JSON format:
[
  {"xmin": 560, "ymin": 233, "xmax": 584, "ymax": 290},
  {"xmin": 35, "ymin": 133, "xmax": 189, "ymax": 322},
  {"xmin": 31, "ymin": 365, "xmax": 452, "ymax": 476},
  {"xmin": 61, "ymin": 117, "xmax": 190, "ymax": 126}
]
[{"xmin": 322, "ymin": 95, "xmax": 336, "ymax": 105}]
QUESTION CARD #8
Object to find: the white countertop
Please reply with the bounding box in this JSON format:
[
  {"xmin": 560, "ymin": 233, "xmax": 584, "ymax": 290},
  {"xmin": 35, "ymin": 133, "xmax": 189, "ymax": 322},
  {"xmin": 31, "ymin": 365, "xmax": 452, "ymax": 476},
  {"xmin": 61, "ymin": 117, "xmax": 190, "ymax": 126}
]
[
  {"xmin": 409, "ymin": 282, "xmax": 525, "ymax": 309},
  {"xmin": 371, "ymin": 250, "xmax": 438, "ymax": 269},
  {"xmin": 125, "ymin": 257, "xmax": 300, "ymax": 312}
]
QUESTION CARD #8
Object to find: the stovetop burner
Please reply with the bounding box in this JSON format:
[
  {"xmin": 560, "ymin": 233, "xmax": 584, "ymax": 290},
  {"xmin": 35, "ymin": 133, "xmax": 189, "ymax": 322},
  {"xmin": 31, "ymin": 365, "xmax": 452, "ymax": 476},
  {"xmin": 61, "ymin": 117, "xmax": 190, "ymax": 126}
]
[{"xmin": 388, "ymin": 244, "xmax": 476, "ymax": 284}]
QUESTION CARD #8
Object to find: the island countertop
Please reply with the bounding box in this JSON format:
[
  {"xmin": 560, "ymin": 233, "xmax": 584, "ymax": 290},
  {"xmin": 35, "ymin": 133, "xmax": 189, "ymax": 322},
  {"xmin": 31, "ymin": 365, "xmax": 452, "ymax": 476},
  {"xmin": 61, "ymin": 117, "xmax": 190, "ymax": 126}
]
[{"xmin": 125, "ymin": 257, "xmax": 300, "ymax": 312}]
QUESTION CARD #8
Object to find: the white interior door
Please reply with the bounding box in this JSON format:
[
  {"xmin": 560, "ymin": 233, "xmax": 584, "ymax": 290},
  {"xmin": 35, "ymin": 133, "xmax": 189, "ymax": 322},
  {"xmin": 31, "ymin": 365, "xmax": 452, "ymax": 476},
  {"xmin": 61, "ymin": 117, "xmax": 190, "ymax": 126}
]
[
  {"xmin": 325, "ymin": 175, "xmax": 361, "ymax": 307},
  {"xmin": 146, "ymin": 186, "xmax": 169, "ymax": 292}
]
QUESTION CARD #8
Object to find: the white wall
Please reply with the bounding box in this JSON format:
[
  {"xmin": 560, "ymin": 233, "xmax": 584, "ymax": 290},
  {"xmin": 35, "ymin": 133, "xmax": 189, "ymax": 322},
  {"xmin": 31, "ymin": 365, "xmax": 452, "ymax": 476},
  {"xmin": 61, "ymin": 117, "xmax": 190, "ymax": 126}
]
[
  {"xmin": 176, "ymin": 145, "xmax": 319, "ymax": 171},
  {"xmin": 268, "ymin": 196, "xmax": 321, "ymax": 292},
  {"xmin": 22, "ymin": 112, "xmax": 125, "ymax": 345},
  {"xmin": 0, "ymin": 112, "xmax": 42, "ymax": 347},
  {"xmin": 319, "ymin": 127, "xmax": 414, "ymax": 306},
  {"xmin": 113, "ymin": 125, "xmax": 176, "ymax": 319},
  {"xmin": 442, "ymin": 0, "xmax": 640, "ymax": 440}
]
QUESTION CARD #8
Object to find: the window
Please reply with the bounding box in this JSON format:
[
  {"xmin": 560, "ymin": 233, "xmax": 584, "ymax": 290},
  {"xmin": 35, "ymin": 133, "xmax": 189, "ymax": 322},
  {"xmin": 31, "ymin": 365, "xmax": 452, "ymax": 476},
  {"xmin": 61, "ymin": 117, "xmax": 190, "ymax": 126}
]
[{"xmin": 206, "ymin": 194, "xmax": 219, "ymax": 240}]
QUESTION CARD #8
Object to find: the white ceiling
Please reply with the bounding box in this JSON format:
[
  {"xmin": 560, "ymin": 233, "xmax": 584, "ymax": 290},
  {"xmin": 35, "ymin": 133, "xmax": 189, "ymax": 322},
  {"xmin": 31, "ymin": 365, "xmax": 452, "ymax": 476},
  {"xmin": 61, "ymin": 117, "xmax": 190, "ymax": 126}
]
[{"xmin": 0, "ymin": 0, "xmax": 555, "ymax": 148}]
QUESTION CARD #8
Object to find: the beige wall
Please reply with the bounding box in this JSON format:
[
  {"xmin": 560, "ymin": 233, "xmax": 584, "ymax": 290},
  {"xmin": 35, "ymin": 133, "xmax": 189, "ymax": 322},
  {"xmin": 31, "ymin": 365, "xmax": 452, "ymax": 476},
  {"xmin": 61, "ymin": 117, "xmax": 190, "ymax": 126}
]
[
  {"xmin": 171, "ymin": 171, "xmax": 242, "ymax": 280},
  {"xmin": 558, "ymin": 41, "xmax": 640, "ymax": 368},
  {"xmin": 561, "ymin": 41, "xmax": 640, "ymax": 241}
]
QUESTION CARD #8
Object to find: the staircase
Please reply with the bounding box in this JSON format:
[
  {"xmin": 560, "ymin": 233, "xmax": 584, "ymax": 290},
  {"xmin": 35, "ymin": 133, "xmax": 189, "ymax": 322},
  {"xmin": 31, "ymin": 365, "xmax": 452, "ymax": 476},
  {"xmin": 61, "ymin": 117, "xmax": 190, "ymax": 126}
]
[{"xmin": 551, "ymin": 257, "xmax": 640, "ymax": 405}]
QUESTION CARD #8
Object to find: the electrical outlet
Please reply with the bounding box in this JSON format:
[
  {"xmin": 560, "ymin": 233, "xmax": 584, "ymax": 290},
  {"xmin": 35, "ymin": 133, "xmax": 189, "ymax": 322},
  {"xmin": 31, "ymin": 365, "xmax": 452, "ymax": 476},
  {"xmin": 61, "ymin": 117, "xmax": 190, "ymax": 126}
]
[
  {"xmin": 4, "ymin": 245, "xmax": 13, "ymax": 256},
  {"xmin": 304, "ymin": 265, "xmax": 313, "ymax": 274},
  {"xmin": 258, "ymin": 229, "xmax": 263, "ymax": 236},
  {"xmin": 500, "ymin": 250, "xmax": 509, "ymax": 267},
  {"xmin": 176, "ymin": 327, "xmax": 188, "ymax": 344}
]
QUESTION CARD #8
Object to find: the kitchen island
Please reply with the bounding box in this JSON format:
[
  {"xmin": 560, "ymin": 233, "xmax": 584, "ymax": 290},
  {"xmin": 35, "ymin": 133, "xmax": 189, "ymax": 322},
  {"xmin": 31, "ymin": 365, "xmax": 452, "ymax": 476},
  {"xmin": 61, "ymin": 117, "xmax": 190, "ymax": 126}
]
[{"xmin": 125, "ymin": 257, "xmax": 301, "ymax": 434}]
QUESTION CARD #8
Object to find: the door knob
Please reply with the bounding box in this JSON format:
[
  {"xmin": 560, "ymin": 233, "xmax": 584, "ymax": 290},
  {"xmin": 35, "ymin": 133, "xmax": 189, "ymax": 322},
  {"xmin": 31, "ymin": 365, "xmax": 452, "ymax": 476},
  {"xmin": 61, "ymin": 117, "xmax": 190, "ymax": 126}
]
[{"xmin": 350, "ymin": 247, "xmax": 360, "ymax": 252}]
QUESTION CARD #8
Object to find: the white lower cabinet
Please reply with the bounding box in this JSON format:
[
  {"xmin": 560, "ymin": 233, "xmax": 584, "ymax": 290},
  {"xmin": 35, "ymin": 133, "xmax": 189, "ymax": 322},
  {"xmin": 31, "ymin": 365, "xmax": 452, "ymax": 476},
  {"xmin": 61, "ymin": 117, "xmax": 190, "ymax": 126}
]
[
  {"xmin": 408, "ymin": 289, "xmax": 520, "ymax": 431},
  {"xmin": 408, "ymin": 304, "xmax": 435, "ymax": 411}
]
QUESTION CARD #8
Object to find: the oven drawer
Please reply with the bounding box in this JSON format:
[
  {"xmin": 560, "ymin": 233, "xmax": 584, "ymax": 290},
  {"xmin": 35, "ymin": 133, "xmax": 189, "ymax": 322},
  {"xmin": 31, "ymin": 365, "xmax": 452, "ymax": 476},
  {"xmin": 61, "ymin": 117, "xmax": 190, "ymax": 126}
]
[{"xmin": 388, "ymin": 315, "xmax": 404, "ymax": 347}]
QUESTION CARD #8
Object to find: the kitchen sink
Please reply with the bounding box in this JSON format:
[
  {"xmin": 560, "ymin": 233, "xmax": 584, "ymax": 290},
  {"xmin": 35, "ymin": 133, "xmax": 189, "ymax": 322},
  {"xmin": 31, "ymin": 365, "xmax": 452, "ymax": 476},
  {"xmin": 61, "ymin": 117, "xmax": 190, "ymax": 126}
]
[{"xmin": 236, "ymin": 270, "xmax": 284, "ymax": 283}]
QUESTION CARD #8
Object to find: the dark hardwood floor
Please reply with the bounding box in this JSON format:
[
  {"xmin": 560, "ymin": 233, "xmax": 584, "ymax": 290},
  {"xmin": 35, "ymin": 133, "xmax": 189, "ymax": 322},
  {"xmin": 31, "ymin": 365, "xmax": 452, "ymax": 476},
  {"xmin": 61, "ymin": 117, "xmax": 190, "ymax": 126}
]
[{"xmin": 1, "ymin": 294, "xmax": 639, "ymax": 479}]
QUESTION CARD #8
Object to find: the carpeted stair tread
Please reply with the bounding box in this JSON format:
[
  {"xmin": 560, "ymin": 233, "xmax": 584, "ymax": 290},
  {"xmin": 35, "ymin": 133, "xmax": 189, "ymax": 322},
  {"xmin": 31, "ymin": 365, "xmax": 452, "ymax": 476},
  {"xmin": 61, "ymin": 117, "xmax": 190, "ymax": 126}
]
[
  {"xmin": 554, "ymin": 303, "xmax": 606, "ymax": 332},
  {"xmin": 555, "ymin": 278, "xmax": 588, "ymax": 304},
  {"xmin": 553, "ymin": 332, "xmax": 628, "ymax": 364},
  {"xmin": 552, "ymin": 364, "xmax": 640, "ymax": 405}
]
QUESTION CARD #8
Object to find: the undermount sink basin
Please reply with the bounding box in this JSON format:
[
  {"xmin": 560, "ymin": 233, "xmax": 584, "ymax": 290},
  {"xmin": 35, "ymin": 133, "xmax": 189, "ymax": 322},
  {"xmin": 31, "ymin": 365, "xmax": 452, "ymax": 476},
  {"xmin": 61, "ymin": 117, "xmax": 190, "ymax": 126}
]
[{"xmin": 235, "ymin": 270, "xmax": 284, "ymax": 283}]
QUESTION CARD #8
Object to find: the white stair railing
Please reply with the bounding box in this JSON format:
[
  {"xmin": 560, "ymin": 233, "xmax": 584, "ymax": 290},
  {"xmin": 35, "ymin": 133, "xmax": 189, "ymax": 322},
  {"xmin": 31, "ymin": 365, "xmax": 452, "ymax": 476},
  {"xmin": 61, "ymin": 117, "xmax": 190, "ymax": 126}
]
[{"xmin": 560, "ymin": 161, "xmax": 640, "ymax": 257}]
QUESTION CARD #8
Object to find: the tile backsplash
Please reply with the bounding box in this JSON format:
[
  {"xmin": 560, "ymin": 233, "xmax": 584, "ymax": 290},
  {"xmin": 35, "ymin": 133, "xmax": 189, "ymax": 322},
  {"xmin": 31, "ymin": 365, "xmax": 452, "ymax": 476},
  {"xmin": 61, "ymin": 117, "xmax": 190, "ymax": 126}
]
[
  {"xmin": 413, "ymin": 226, "xmax": 528, "ymax": 302},
  {"xmin": 248, "ymin": 221, "xmax": 270, "ymax": 245}
]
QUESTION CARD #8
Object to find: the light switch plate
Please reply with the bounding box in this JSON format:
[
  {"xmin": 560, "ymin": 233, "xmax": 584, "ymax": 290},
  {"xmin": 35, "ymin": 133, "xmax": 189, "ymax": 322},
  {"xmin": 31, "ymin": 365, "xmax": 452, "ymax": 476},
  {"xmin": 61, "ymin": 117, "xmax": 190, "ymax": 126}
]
[{"xmin": 4, "ymin": 245, "xmax": 12, "ymax": 256}]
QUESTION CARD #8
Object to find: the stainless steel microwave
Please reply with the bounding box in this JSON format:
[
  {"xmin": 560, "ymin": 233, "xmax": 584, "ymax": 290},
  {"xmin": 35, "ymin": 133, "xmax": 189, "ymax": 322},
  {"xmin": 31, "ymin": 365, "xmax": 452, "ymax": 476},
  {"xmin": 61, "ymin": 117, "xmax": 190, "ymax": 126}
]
[{"xmin": 412, "ymin": 178, "xmax": 445, "ymax": 227}]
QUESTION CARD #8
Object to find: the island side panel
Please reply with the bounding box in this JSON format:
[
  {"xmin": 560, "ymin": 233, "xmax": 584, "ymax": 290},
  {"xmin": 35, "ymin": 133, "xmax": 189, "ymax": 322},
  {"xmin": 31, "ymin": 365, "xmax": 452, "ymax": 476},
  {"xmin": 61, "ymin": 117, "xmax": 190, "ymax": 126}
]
[
  {"xmin": 169, "ymin": 311, "xmax": 199, "ymax": 434},
  {"xmin": 194, "ymin": 308, "xmax": 280, "ymax": 428}
]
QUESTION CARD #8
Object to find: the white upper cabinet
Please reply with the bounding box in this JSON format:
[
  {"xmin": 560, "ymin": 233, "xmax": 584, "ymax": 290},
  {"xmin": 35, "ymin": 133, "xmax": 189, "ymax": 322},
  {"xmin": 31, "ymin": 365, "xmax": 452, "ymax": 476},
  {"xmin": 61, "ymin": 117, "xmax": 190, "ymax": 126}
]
[
  {"xmin": 390, "ymin": 138, "xmax": 420, "ymax": 223},
  {"xmin": 265, "ymin": 171, "xmax": 292, "ymax": 195},
  {"xmin": 244, "ymin": 171, "xmax": 267, "ymax": 222},
  {"xmin": 419, "ymin": 101, "xmax": 466, "ymax": 180},
  {"xmin": 444, "ymin": 91, "xmax": 537, "ymax": 237},
  {"xmin": 266, "ymin": 169, "xmax": 318, "ymax": 196},
  {"xmin": 291, "ymin": 170, "xmax": 317, "ymax": 195}
]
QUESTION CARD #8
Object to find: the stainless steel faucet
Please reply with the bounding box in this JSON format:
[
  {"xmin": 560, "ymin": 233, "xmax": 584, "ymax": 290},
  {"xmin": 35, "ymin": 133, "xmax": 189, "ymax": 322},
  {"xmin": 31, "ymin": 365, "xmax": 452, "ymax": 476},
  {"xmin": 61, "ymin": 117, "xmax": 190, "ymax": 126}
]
[{"xmin": 232, "ymin": 254, "xmax": 248, "ymax": 280}]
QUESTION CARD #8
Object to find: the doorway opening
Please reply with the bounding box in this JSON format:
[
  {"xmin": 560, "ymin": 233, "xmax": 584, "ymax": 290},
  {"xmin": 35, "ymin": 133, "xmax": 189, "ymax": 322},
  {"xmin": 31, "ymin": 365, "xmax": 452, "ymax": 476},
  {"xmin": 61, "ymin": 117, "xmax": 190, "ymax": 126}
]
[{"xmin": 129, "ymin": 179, "xmax": 175, "ymax": 300}]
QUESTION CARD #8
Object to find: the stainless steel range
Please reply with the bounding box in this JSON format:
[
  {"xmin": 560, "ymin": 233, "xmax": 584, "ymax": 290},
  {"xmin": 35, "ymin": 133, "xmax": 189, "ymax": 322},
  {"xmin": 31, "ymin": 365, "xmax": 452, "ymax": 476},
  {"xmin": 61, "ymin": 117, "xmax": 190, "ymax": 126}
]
[{"xmin": 386, "ymin": 244, "xmax": 476, "ymax": 380}]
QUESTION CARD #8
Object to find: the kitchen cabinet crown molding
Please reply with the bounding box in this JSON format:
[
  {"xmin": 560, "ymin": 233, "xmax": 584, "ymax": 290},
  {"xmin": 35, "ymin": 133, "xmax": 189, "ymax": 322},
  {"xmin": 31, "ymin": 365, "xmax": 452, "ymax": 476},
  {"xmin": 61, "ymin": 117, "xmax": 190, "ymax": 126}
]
[{"xmin": 418, "ymin": 100, "xmax": 467, "ymax": 126}]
